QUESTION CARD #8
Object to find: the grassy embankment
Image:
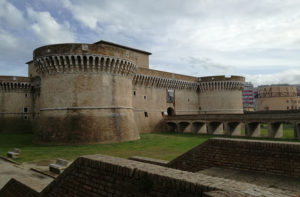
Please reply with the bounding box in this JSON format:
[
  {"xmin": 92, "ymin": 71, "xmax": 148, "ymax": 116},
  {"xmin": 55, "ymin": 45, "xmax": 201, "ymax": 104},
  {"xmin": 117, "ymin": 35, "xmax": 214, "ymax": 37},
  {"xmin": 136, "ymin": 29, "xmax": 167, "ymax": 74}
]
[{"xmin": 0, "ymin": 124, "xmax": 297, "ymax": 163}]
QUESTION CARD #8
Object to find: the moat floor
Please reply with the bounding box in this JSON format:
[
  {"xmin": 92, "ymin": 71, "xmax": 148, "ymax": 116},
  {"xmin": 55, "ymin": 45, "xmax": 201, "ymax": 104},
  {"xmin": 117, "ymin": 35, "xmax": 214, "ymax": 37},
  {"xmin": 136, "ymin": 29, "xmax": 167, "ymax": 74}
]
[
  {"xmin": 199, "ymin": 167, "xmax": 300, "ymax": 196},
  {"xmin": 0, "ymin": 158, "xmax": 53, "ymax": 192}
]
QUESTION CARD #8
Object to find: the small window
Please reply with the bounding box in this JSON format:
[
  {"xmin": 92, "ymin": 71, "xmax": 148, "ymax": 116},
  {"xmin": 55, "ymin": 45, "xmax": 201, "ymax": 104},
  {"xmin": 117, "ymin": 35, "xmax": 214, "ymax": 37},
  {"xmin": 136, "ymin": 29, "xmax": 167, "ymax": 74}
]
[
  {"xmin": 144, "ymin": 96, "xmax": 147, "ymax": 100},
  {"xmin": 24, "ymin": 107, "xmax": 28, "ymax": 113},
  {"xmin": 133, "ymin": 91, "xmax": 136, "ymax": 96},
  {"xmin": 25, "ymin": 93, "xmax": 28, "ymax": 98},
  {"xmin": 144, "ymin": 112, "xmax": 148, "ymax": 117},
  {"xmin": 161, "ymin": 112, "xmax": 164, "ymax": 116},
  {"xmin": 24, "ymin": 115, "xmax": 28, "ymax": 120},
  {"xmin": 287, "ymin": 106, "xmax": 289, "ymax": 110}
]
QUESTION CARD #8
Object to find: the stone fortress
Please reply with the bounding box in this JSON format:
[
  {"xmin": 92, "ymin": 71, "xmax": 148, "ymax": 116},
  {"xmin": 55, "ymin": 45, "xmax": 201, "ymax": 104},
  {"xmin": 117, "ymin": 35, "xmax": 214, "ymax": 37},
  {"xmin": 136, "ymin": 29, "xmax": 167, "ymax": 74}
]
[{"xmin": 0, "ymin": 40, "xmax": 245, "ymax": 144}]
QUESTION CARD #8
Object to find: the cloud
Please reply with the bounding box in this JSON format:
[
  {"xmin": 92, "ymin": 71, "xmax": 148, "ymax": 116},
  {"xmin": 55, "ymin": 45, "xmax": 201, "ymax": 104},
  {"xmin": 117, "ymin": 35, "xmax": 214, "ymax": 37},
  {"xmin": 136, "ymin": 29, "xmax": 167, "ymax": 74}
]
[
  {"xmin": 246, "ymin": 69, "xmax": 300, "ymax": 86},
  {"xmin": 26, "ymin": 7, "xmax": 75, "ymax": 44},
  {"xmin": 0, "ymin": 0, "xmax": 26, "ymax": 29},
  {"xmin": 1, "ymin": 0, "xmax": 300, "ymax": 86},
  {"xmin": 0, "ymin": 29, "xmax": 18, "ymax": 52}
]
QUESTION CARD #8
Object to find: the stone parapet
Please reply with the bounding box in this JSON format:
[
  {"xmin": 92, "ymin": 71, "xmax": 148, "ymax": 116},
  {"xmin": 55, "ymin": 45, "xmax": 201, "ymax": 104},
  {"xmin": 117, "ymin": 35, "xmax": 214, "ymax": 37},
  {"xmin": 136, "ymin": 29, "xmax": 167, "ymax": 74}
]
[
  {"xmin": 198, "ymin": 75, "xmax": 245, "ymax": 82},
  {"xmin": 34, "ymin": 54, "xmax": 137, "ymax": 77},
  {"xmin": 133, "ymin": 73, "xmax": 199, "ymax": 89},
  {"xmin": 199, "ymin": 80, "xmax": 244, "ymax": 92},
  {"xmin": 0, "ymin": 76, "xmax": 31, "ymax": 91},
  {"xmin": 137, "ymin": 67, "xmax": 198, "ymax": 82}
]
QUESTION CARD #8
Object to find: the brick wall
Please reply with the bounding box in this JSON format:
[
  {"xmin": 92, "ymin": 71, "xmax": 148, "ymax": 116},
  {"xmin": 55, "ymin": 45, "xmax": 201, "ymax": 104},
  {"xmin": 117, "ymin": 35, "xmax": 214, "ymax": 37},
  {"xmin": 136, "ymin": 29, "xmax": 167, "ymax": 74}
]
[
  {"xmin": 0, "ymin": 178, "xmax": 39, "ymax": 197},
  {"xmin": 168, "ymin": 138, "xmax": 300, "ymax": 178},
  {"xmin": 1, "ymin": 153, "xmax": 292, "ymax": 197},
  {"xmin": 41, "ymin": 155, "xmax": 218, "ymax": 197}
]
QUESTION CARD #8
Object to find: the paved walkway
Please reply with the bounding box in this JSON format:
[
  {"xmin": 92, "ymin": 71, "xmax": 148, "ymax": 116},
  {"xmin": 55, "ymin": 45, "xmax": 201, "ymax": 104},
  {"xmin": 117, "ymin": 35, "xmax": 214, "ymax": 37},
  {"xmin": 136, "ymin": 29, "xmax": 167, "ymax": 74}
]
[{"xmin": 0, "ymin": 158, "xmax": 53, "ymax": 192}]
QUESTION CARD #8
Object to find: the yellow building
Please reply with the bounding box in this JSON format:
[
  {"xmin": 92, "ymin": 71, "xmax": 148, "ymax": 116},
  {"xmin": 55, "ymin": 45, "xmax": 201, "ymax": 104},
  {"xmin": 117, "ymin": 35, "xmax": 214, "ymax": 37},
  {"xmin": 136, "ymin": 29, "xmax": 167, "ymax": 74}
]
[{"xmin": 256, "ymin": 85, "xmax": 300, "ymax": 111}]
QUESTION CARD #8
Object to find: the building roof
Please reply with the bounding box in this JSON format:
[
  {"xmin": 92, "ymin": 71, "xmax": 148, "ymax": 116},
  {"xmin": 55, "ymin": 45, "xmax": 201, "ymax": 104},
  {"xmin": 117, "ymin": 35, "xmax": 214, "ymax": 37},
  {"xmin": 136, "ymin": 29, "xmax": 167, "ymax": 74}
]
[{"xmin": 94, "ymin": 40, "xmax": 152, "ymax": 55}]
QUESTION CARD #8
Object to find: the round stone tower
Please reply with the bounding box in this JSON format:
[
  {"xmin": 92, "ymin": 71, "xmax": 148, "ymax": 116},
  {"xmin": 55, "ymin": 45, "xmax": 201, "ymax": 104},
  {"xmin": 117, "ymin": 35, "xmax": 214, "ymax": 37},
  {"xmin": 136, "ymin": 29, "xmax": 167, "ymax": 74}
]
[
  {"xmin": 33, "ymin": 43, "xmax": 139, "ymax": 144},
  {"xmin": 198, "ymin": 75, "xmax": 245, "ymax": 114}
]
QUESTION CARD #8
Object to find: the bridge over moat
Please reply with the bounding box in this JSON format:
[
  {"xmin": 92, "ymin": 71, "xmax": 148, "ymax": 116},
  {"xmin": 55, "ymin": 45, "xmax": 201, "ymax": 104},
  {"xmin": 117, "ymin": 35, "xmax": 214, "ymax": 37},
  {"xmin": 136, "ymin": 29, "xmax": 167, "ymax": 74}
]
[{"xmin": 163, "ymin": 111, "xmax": 300, "ymax": 139}]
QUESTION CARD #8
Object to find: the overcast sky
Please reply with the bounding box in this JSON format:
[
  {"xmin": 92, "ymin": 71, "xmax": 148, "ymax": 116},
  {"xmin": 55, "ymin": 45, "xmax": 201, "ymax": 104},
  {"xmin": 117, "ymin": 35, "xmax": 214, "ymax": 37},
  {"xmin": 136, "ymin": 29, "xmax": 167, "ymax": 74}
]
[{"xmin": 1, "ymin": 0, "xmax": 300, "ymax": 86}]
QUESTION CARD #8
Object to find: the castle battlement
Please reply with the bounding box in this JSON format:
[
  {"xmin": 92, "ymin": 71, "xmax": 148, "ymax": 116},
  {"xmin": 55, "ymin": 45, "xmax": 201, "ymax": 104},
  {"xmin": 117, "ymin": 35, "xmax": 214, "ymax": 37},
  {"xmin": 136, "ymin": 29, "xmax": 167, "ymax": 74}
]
[
  {"xmin": 198, "ymin": 80, "xmax": 244, "ymax": 92},
  {"xmin": 34, "ymin": 54, "xmax": 137, "ymax": 77},
  {"xmin": 0, "ymin": 76, "xmax": 31, "ymax": 91},
  {"xmin": 133, "ymin": 74, "xmax": 199, "ymax": 90}
]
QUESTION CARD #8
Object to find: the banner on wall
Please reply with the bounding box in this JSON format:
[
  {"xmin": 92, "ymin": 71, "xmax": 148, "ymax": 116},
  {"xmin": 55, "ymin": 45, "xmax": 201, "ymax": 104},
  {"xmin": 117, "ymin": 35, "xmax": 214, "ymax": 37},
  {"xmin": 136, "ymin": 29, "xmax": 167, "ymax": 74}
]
[{"xmin": 167, "ymin": 89, "xmax": 175, "ymax": 103}]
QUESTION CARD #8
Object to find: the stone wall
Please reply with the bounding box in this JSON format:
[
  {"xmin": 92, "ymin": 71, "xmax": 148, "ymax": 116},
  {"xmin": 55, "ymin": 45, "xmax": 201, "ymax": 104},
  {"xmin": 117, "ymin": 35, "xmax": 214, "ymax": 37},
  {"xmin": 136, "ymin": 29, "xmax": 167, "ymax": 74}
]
[
  {"xmin": 132, "ymin": 84, "xmax": 199, "ymax": 133},
  {"xmin": 0, "ymin": 76, "xmax": 34, "ymax": 133},
  {"xmin": 0, "ymin": 117, "xmax": 36, "ymax": 133},
  {"xmin": 168, "ymin": 138, "xmax": 300, "ymax": 178}
]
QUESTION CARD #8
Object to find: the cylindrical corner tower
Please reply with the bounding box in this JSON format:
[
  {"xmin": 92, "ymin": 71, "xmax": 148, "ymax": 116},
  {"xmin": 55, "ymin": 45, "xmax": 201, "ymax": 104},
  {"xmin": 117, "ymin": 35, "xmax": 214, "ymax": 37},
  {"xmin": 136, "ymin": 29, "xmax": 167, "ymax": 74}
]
[
  {"xmin": 198, "ymin": 75, "xmax": 245, "ymax": 114},
  {"xmin": 33, "ymin": 43, "xmax": 139, "ymax": 144}
]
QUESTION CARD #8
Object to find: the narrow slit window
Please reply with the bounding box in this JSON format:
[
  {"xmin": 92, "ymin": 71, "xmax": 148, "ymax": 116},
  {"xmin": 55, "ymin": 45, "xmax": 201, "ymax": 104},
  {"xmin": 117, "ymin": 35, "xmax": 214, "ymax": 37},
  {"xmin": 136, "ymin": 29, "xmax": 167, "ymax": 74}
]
[
  {"xmin": 144, "ymin": 112, "xmax": 148, "ymax": 117},
  {"xmin": 24, "ymin": 107, "xmax": 28, "ymax": 113}
]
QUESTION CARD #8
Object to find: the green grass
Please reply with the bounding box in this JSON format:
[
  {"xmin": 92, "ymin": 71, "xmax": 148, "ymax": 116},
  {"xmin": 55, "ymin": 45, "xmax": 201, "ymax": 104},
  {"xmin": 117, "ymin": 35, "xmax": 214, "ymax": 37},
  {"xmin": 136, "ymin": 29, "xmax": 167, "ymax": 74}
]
[
  {"xmin": 241, "ymin": 123, "xmax": 295, "ymax": 138},
  {"xmin": 0, "ymin": 126, "xmax": 298, "ymax": 163},
  {"xmin": 0, "ymin": 133, "xmax": 212, "ymax": 163}
]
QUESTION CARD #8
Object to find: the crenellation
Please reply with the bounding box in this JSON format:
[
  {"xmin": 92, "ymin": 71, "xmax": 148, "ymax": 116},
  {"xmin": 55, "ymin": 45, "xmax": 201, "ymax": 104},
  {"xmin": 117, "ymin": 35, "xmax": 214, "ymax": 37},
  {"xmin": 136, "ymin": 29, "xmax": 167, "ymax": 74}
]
[
  {"xmin": 0, "ymin": 81, "xmax": 31, "ymax": 91},
  {"xmin": 198, "ymin": 80, "xmax": 244, "ymax": 92},
  {"xmin": 34, "ymin": 54, "xmax": 137, "ymax": 77},
  {"xmin": 133, "ymin": 74, "xmax": 199, "ymax": 90}
]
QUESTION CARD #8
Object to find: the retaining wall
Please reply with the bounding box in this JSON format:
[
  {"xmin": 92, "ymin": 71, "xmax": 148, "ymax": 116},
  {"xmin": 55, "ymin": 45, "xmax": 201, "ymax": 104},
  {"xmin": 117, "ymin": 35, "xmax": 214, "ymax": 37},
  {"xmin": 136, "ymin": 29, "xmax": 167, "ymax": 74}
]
[
  {"xmin": 168, "ymin": 138, "xmax": 300, "ymax": 178},
  {"xmin": 0, "ymin": 153, "xmax": 294, "ymax": 196}
]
